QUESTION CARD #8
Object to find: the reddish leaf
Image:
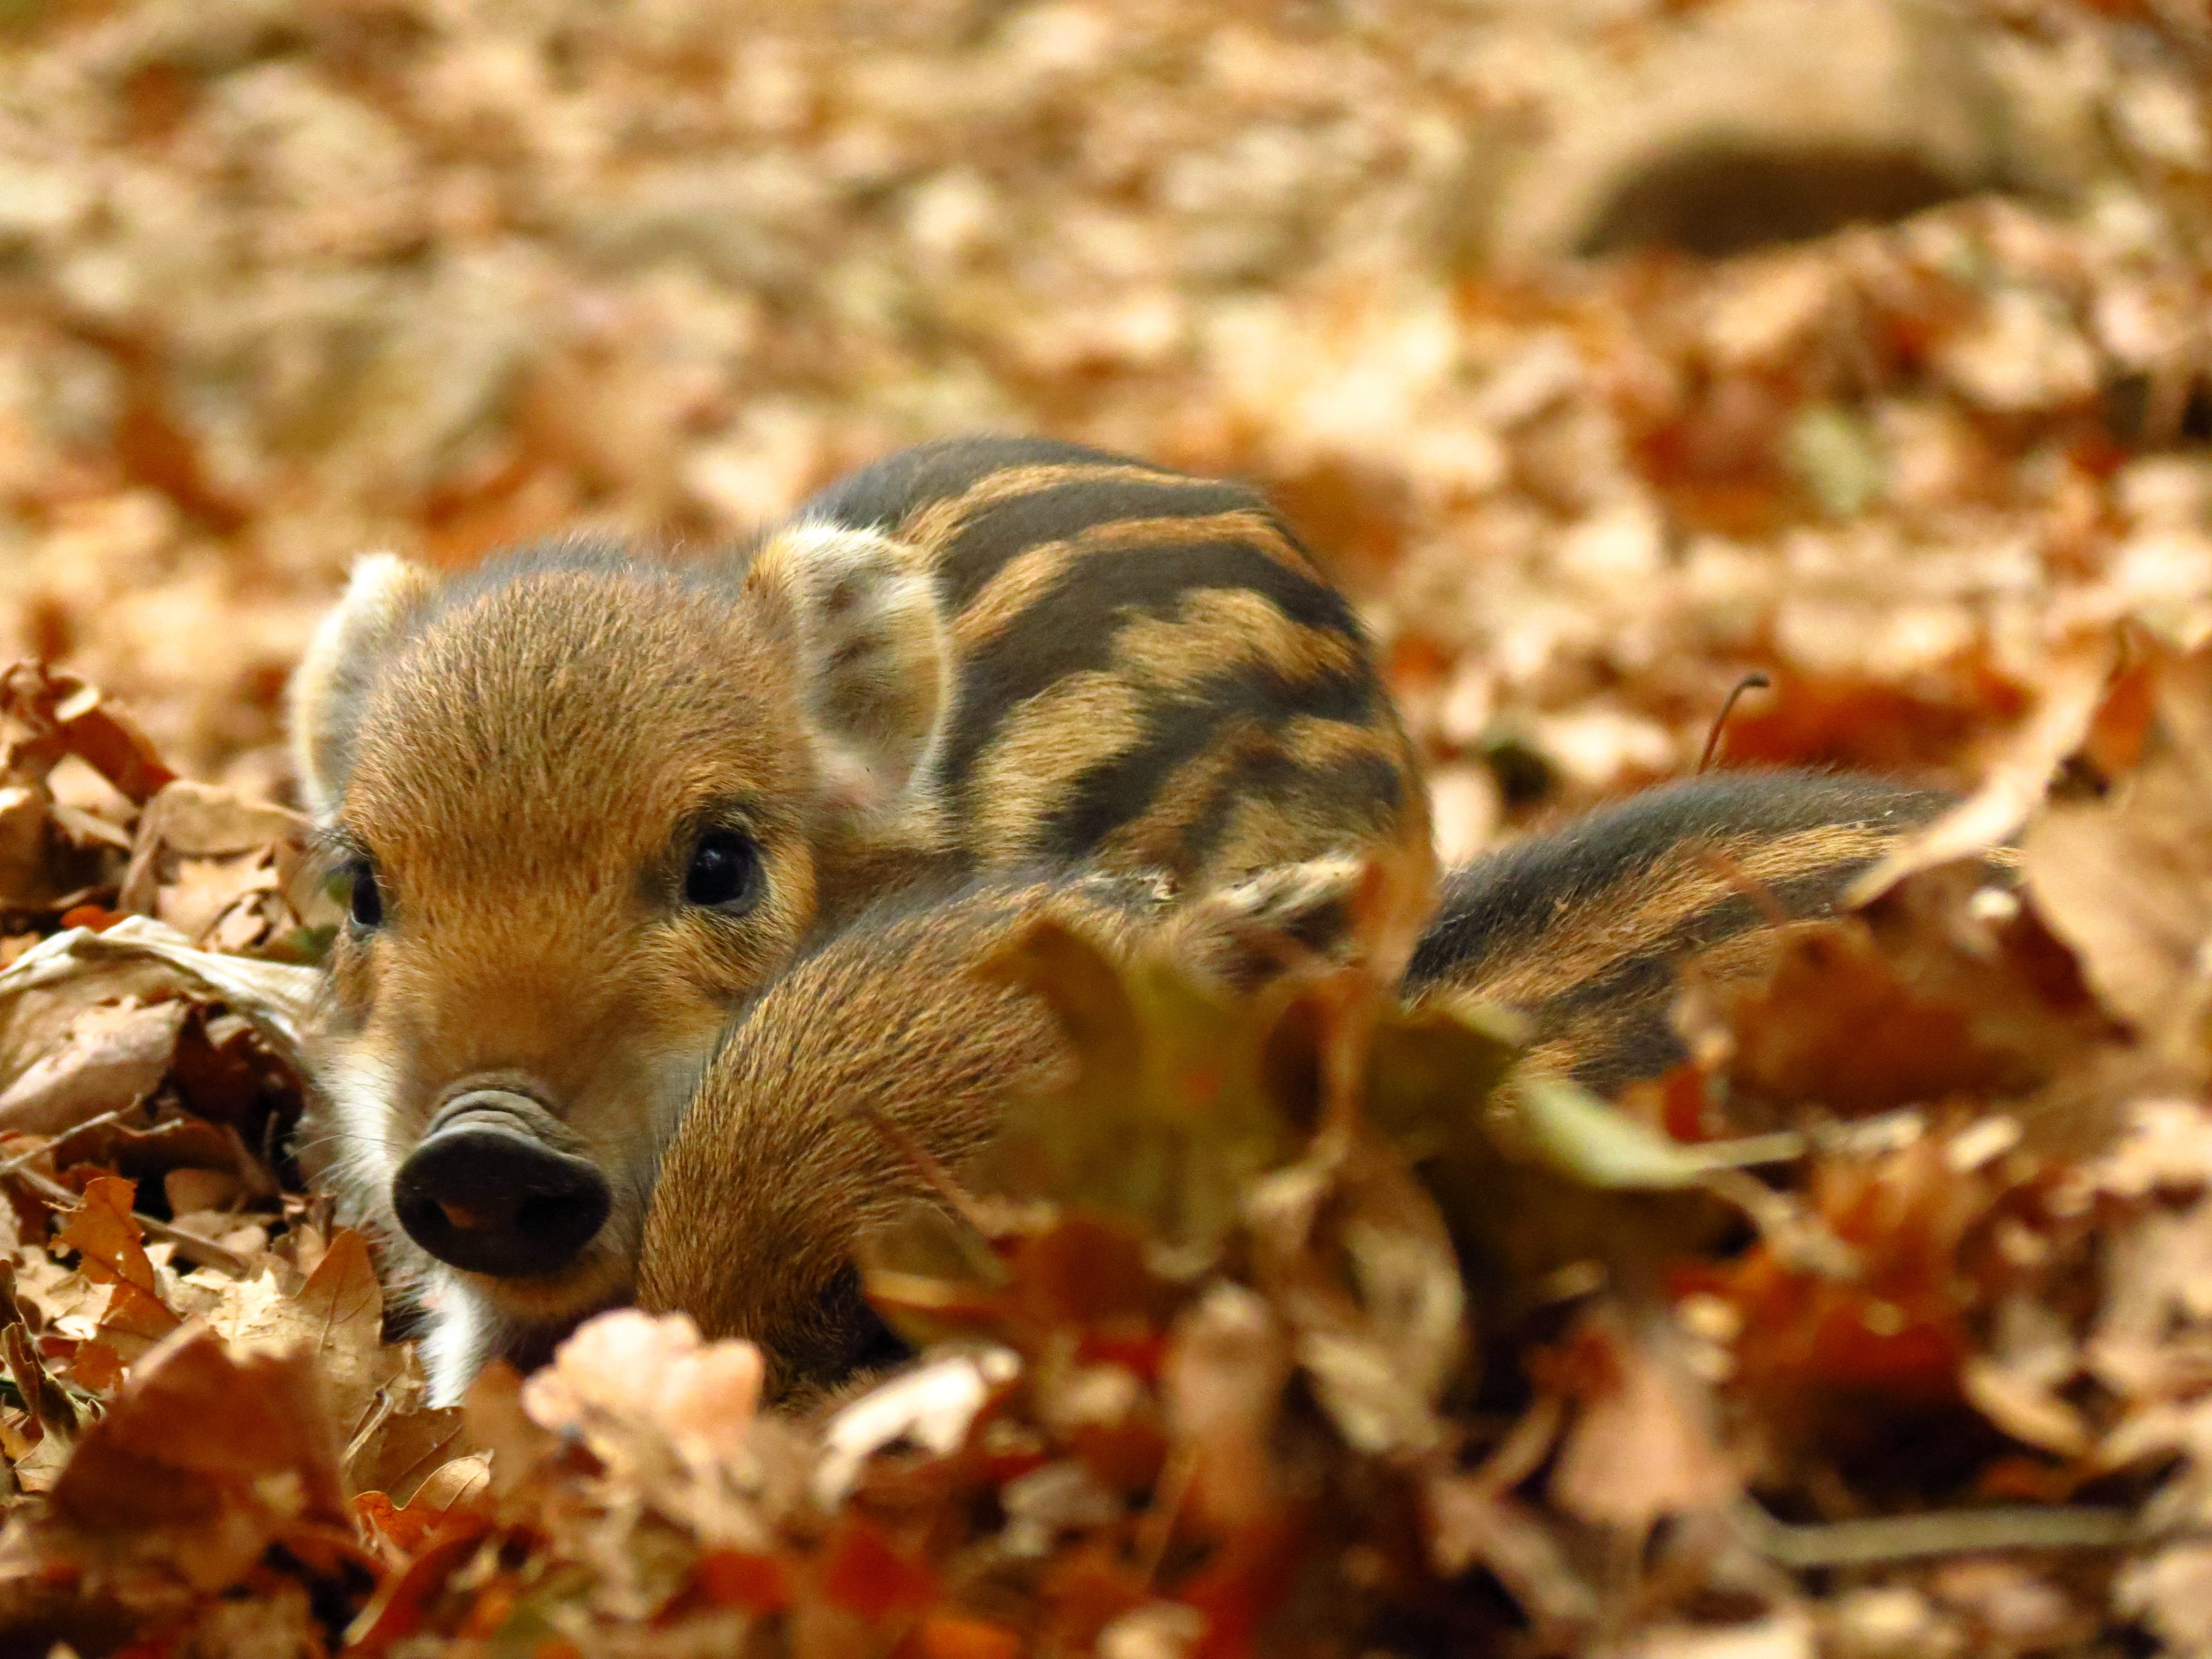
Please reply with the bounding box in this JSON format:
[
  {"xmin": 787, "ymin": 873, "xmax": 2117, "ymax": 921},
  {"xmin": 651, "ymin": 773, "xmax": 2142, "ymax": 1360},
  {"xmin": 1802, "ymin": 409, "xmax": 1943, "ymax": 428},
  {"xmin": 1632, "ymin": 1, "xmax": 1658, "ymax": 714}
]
[
  {"xmin": 57, "ymin": 1174, "xmax": 158, "ymax": 1296},
  {"xmin": 691, "ymin": 1549, "xmax": 793, "ymax": 1614},
  {"xmin": 818, "ymin": 1516, "xmax": 938, "ymax": 1623}
]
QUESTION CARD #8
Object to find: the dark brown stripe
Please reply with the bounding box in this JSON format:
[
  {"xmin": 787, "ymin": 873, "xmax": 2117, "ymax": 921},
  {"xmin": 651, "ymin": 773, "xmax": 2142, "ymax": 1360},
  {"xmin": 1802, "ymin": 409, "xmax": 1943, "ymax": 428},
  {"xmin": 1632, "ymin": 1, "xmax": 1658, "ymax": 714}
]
[
  {"xmin": 1407, "ymin": 772, "xmax": 1952, "ymax": 988},
  {"xmin": 927, "ymin": 476, "xmax": 1317, "ymax": 612},
  {"xmin": 1017, "ymin": 669, "xmax": 1384, "ymax": 864},
  {"xmin": 939, "ymin": 538, "xmax": 1368, "ymax": 794},
  {"xmin": 795, "ymin": 436, "xmax": 1176, "ymax": 544}
]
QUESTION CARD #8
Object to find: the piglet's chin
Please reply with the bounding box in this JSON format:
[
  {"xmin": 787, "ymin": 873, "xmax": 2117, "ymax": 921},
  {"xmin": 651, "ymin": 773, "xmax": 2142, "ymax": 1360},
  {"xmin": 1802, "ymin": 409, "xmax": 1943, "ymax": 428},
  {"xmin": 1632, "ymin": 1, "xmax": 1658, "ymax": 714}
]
[{"xmin": 418, "ymin": 1262, "xmax": 637, "ymax": 1407}]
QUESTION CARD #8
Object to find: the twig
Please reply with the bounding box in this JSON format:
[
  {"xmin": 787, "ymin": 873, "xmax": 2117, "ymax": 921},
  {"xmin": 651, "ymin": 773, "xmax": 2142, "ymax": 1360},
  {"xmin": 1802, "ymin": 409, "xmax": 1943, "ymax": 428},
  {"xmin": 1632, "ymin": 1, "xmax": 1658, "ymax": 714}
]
[
  {"xmin": 7, "ymin": 1164, "xmax": 254, "ymax": 1277},
  {"xmin": 1736, "ymin": 1499, "xmax": 2142, "ymax": 1568},
  {"xmin": 1698, "ymin": 671, "xmax": 1771, "ymax": 774},
  {"xmin": 0, "ymin": 1109, "xmax": 129, "ymax": 1176}
]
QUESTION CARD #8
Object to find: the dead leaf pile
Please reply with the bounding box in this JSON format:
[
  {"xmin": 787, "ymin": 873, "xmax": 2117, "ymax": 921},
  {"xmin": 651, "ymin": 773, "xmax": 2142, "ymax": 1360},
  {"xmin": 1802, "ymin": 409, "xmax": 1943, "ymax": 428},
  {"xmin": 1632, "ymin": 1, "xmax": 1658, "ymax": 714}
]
[
  {"xmin": 0, "ymin": 0, "xmax": 2205, "ymax": 1652},
  {"xmin": 0, "ymin": 644, "xmax": 2202, "ymax": 1652}
]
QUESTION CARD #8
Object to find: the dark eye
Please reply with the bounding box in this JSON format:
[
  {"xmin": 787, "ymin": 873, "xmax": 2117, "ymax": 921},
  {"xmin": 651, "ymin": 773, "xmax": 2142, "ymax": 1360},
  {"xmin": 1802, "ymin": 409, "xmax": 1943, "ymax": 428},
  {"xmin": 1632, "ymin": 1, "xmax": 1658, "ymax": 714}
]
[
  {"xmin": 347, "ymin": 862, "xmax": 384, "ymax": 929},
  {"xmin": 684, "ymin": 830, "xmax": 761, "ymax": 911}
]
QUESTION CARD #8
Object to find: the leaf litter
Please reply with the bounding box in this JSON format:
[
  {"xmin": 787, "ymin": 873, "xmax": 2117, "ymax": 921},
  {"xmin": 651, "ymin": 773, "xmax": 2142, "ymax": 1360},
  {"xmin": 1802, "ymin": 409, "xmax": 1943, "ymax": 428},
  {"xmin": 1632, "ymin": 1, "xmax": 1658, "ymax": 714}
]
[
  {"xmin": 0, "ymin": 673, "xmax": 2204, "ymax": 1655},
  {"xmin": 0, "ymin": 0, "xmax": 2209, "ymax": 1652}
]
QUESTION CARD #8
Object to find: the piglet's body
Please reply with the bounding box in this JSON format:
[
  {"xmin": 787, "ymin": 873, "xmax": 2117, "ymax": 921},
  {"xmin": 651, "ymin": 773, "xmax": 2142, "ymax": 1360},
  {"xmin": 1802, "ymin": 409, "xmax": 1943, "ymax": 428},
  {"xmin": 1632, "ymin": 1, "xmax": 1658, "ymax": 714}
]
[
  {"xmin": 288, "ymin": 436, "xmax": 1428, "ymax": 1400},
  {"xmin": 638, "ymin": 769, "xmax": 1949, "ymax": 1396}
]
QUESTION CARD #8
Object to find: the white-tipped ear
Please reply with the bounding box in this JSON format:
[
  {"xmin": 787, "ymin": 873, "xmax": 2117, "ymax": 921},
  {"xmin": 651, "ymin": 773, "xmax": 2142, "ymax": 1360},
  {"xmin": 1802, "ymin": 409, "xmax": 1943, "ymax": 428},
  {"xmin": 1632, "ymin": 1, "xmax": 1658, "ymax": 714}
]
[
  {"xmin": 288, "ymin": 552, "xmax": 439, "ymax": 818},
  {"xmin": 745, "ymin": 521, "xmax": 951, "ymax": 827}
]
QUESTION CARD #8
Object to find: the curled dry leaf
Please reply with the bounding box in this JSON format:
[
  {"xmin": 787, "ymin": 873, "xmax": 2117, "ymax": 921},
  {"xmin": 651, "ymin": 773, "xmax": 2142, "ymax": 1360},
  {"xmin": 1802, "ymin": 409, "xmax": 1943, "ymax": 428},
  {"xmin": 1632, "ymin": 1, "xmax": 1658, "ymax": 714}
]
[
  {"xmin": 1248, "ymin": 1136, "xmax": 1464, "ymax": 1458},
  {"xmin": 117, "ymin": 780, "xmax": 314, "ymax": 953},
  {"xmin": 814, "ymin": 1344, "xmax": 1020, "ymax": 1510},
  {"xmin": 520, "ymin": 1307, "xmax": 768, "ymax": 1529},
  {"xmin": 188, "ymin": 1229, "xmax": 395, "ymax": 1441},
  {"xmin": 0, "ymin": 664, "xmax": 176, "ymax": 808},
  {"xmin": 0, "ymin": 916, "xmax": 321, "ymax": 1082},
  {"xmin": 523, "ymin": 1306, "xmax": 763, "ymax": 1449},
  {"xmin": 22, "ymin": 1322, "xmax": 347, "ymax": 1593},
  {"xmin": 0, "ymin": 998, "xmax": 186, "ymax": 1138},
  {"xmin": 57, "ymin": 1175, "xmax": 160, "ymax": 1300},
  {"xmin": 2025, "ymin": 643, "xmax": 2212, "ymax": 1067},
  {"xmin": 1843, "ymin": 633, "xmax": 2115, "ymax": 907}
]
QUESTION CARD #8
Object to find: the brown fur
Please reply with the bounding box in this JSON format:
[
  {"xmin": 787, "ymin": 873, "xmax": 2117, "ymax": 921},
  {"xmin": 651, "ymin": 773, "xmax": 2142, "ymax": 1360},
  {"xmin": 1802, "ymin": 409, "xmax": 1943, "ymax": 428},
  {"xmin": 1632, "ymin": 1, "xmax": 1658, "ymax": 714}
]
[
  {"xmin": 637, "ymin": 769, "xmax": 1954, "ymax": 1394},
  {"xmin": 288, "ymin": 437, "xmax": 1428, "ymax": 1399},
  {"xmin": 639, "ymin": 883, "xmax": 1077, "ymax": 1392}
]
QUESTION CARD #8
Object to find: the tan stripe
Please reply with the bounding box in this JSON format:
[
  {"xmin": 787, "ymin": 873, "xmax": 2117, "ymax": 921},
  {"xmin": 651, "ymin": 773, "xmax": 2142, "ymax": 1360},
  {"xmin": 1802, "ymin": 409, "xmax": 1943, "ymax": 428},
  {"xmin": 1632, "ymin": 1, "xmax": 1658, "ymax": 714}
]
[
  {"xmin": 1107, "ymin": 586, "xmax": 1360, "ymax": 700},
  {"xmin": 953, "ymin": 538, "xmax": 1092, "ymax": 651},
  {"xmin": 1203, "ymin": 717, "xmax": 1413, "ymax": 878},
  {"xmin": 1093, "ymin": 721, "xmax": 1272, "ymax": 876},
  {"xmin": 899, "ymin": 461, "xmax": 1186, "ymax": 564},
  {"xmin": 966, "ymin": 672, "xmax": 1148, "ymax": 860},
  {"xmin": 953, "ymin": 512, "xmax": 1326, "ymax": 653},
  {"xmin": 1463, "ymin": 821, "xmax": 1900, "ymax": 1010}
]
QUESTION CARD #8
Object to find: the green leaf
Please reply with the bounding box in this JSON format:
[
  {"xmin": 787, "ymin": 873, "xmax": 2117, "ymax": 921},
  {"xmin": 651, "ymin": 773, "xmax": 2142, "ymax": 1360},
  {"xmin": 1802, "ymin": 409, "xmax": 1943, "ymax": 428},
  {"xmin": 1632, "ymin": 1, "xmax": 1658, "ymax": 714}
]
[{"xmin": 1510, "ymin": 1073, "xmax": 1804, "ymax": 1190}]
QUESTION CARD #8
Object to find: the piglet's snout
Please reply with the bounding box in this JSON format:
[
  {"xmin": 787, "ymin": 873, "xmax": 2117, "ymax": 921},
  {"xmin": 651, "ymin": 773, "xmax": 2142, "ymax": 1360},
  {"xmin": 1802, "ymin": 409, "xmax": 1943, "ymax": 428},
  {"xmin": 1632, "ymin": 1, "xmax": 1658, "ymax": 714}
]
[{"xmin": 392, "ymin": 1089, "xmax": 611, "ymax": 1279}]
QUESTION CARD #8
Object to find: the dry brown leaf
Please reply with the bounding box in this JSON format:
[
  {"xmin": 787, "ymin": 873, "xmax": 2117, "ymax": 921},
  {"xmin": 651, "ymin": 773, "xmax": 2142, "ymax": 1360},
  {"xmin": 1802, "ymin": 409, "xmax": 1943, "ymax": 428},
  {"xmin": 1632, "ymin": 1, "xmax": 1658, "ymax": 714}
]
[
  {"xmin": 0, "ymin": 664, "xmax": 176, "ymax": 807},
  {"xmin": 1548, "ymin": 1302, "xmax": 1738, "ymax": 1531},
  {"xmin": 153, "ymin": 853, "xmax": 279, "ymax": 946},
  {"xmin": 1247, "ymin": 1137, "xmax": 1464, "ymax": 1458},
  {"xmin": 34, "ymin": 1322, "xmax": 346, "ymax": 1592},
  {"xmin": 521, "ymin": 1308, "xmax": 764, "ymax": 1462},
  {"xmin": 2086, "ymin": 1194, "xmax": 2212, "ymax": 1401},
  {"xmin": 2025, "ymin": 645, "xmax": 2212, "ymax": 1061},
  {"xmin": 1844, "ymin": 634, "xmax": 2114, "ymax": 907},
  {"xmin": 0, "ymin": 999, "xmax": 185, "ymax": 1137},
  {"xmin": 56, "ymin": 1175, "xmax": 159, "ymax": 1298},
  {"xmin": 1723, "ymin": 917, "xmax": 2023, "ymax": 1117},
  {"xmin": 348, "ymin": 1391, "xmax": 471, "ymax": 1507},
  {"xmin": 0, "ymin": 917, "xmax": 321, "ymax": 1084},
  {"xmin": 356, "ymin": 1451, "xmax": 492, "ymax": 1557},
  {"xmin": 0, "ymin": 786, "xmax": 51, "ymax": 909},
  {"xmin": 186, "ymin": 1230, "xmax": 395, "ymax": 1442}
]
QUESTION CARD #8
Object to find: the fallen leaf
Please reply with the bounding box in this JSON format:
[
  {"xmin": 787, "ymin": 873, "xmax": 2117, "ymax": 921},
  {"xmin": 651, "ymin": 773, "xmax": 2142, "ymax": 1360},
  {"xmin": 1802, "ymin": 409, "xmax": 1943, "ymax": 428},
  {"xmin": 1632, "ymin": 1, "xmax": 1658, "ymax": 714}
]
[
  {"xmin": 813, "ymin": 1346, "xmax": 1021, "ymax": 1510},
  {"xmin": 57, "ymin": 1175, "xmax": 159, "ymax": 1297},
  {"xmin": 2025, "ymin": 644, "xmax": 2212, "ymax": 1062},
  {"xmin": 35, "ymin": 1322, "xmax": 346, "ymax": 1592},
  {"xmin": 1845, "ymin": 634, "xmax": 2114, "ymax": 906},
  {"xmin": 0, "ymin": 916, "xmax": 321, "ymax": 1080},
  {"xmin": 1548, "ymin": 1302, "xmax": 1739, "ymax": 1530},
  {"xmin": 0, "ymin": 999, "xmax": 186, "ymax": 1137}
]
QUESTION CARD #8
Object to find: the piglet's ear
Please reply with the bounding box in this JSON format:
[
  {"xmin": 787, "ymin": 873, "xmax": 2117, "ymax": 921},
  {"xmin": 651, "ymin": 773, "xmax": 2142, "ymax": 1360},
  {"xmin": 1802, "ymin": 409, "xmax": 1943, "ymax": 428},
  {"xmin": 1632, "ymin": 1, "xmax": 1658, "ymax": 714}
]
[
  {"xmin": 288, "ymin": 553, "xmax": 439, "ymax": 818},
  {"xmin": 744, "ymin": 520, "xmax": 951, "ymax": 828}
]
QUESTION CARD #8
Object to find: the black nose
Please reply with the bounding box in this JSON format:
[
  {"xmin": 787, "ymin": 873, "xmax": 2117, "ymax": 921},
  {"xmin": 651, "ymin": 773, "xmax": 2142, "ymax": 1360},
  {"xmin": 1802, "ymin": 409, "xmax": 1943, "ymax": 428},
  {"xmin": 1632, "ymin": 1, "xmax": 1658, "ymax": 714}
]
[{"xmin": 392, "ymin": 1093, "xmax": 611, "ymax": 1279}]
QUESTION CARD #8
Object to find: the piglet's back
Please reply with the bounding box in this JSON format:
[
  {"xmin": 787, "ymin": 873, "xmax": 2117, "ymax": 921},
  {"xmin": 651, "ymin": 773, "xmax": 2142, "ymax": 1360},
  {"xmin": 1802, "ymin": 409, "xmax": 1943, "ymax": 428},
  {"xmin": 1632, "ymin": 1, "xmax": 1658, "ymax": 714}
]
[{"xmin": 785, "ymin": 436, "xmax": 1431, "ymax": 899}]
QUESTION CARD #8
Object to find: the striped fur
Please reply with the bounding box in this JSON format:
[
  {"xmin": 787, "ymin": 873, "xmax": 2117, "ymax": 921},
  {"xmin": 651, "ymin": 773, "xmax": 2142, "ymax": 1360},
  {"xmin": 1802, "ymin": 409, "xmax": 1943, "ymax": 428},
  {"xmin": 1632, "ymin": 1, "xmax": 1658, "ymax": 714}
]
[
  {"xmin": 287, "ymin": 436, "xmax": 1426, "ymax": 1402},
  {"xmin": 781, "ymin": 437, "xmax": 1426, "ymax": 898},
  {"xmin": 1405, "ymin": 770, "xmax": 1953, "ymax": 1091},
  {"xmin": 638, "ymin": 769, "xmax": 1954, "ymax": 1395}
]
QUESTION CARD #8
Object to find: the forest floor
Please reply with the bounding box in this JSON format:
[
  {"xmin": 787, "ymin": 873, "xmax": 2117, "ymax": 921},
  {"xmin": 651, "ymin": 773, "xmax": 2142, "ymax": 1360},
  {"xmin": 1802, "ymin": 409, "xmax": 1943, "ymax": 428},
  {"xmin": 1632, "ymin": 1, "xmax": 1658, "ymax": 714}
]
[{"xmin": 2, "ymin": 0, "xmax": 2212, "ymax": 1653}]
